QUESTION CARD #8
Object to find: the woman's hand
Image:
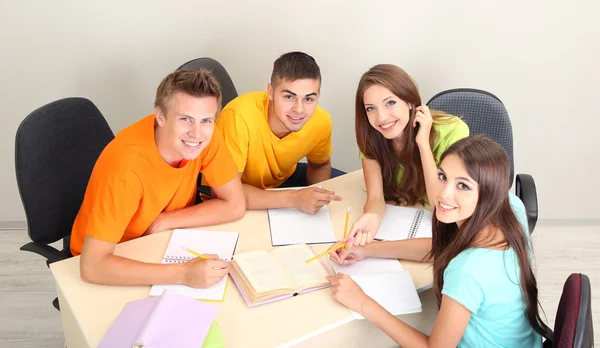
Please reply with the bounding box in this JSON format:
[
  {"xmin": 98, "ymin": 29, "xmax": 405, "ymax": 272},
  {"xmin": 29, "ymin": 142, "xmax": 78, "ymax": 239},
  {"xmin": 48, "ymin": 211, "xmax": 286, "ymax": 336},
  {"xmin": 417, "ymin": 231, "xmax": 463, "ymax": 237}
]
[
  {"xmin": 328, "ymin": 238, "xmax": 368, "ymax": 265},
  {"xmin": 414, "ymin": 105, "xmax": 433, "ymax": 149},
  {"xmin": 326, "ymin": 273, "xmax": 372, "ymax": 313},
  {"xmin": 348, "ymin": 212, "xmax": 381, "ymax": 246}
]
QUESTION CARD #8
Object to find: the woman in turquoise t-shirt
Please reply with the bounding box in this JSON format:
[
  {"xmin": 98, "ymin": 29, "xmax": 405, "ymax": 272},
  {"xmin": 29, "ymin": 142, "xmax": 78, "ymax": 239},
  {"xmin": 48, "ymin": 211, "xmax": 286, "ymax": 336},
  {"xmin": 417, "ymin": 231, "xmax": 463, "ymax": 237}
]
[
  {"xmin": 327, "ymin": 135, "xmax": 551, "ymax": 347},
  {"xmin": 350, "ymin": 64, "xmax": 469, "ymax": 246}
]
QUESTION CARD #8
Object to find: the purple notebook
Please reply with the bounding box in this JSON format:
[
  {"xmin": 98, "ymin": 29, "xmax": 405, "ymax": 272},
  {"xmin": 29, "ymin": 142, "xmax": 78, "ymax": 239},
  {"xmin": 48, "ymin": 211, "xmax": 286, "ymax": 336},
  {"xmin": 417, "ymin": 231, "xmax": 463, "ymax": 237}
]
[
  {"xmin": 230, "ymin": 246, "xmax": 334, "ymax": 307},
  {"xmin": 98, "ymin": 290, "xmax": 218, "ymax": 348}
]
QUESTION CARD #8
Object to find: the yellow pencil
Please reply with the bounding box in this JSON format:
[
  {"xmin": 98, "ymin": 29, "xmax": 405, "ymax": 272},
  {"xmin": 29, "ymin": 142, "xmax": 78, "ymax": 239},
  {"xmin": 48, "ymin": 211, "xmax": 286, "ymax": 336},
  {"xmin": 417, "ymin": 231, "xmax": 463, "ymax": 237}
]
[
  {"xmin": 302, "ymin": 238, "xmax": 353, "ymax": 265},
  {"xmin": 342, "ymin": 207, "xmax": 350, "ymax": 249},
  {"xmin": 182, "ymin": 246, "xmax": 209, "ymax": 260}
]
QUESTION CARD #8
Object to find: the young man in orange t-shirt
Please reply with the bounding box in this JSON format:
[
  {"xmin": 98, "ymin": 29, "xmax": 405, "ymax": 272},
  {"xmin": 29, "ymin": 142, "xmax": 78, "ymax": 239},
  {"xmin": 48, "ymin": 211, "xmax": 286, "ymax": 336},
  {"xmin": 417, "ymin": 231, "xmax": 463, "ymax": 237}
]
[{"xmin": 71, "ymin": 69, "xmax": 245, "ymax": 289}]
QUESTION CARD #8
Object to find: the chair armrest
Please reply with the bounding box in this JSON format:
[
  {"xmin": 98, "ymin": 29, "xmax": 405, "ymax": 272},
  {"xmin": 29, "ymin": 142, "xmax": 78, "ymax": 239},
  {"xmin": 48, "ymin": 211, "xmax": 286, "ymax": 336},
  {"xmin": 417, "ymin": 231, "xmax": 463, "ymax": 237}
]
[
  {"xmin": 515, "ymin": 174, "xmax": 538, "ymax": 234},
  {"xmin": 20, "ymin": 242, "xmax": 70, "ymax": 266}
]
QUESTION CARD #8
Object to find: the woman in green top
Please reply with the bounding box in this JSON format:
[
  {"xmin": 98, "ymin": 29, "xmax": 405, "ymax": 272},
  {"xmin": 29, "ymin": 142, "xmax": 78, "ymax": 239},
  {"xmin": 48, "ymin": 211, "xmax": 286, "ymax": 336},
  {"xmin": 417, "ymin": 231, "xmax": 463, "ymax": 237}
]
[
  {"xmin": 328, "ymin": 136, "xmax": 551, "ymax": 347},
  {"xmin": 351, "ymin": 64, "xmax": 469, "ymax": 245}
]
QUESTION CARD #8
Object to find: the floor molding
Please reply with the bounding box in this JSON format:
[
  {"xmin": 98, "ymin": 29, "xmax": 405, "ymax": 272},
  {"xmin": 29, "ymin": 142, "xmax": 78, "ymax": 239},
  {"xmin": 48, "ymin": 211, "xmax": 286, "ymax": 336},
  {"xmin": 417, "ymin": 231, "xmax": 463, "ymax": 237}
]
[{"xmin": 0, "ymin": 221, "xmax": 27, "ymax": 230}]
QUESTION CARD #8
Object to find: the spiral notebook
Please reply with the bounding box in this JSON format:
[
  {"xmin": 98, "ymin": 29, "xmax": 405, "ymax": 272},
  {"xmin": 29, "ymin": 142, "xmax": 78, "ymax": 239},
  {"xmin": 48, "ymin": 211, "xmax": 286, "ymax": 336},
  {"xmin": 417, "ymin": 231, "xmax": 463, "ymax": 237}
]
[
  {"xmin": 267, "ymin": 205, "xmax": 337, "ymax": 246},
  {"xmin": 374, "ymin": 205, "xmax": 433, "ymax": 241},
  {"xmin": 149, "ymin": 229, "xmax": 239, "ymax": 301}
]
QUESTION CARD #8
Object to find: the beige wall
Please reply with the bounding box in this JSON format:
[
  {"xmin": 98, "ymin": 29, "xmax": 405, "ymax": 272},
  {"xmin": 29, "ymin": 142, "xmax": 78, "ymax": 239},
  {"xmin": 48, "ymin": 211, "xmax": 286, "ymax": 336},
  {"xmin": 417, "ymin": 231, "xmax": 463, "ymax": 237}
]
[{"xmin": 1, "ymin": 0, "xmax": 598, "ymax": 222}]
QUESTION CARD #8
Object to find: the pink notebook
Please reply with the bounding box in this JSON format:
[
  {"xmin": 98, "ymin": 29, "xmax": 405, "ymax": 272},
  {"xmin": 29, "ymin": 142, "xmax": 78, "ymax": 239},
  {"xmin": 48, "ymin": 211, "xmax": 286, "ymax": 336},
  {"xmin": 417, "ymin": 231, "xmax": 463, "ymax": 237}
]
[
  {"xmin": 98, "ymin": 290, "xmax": 218, "ymax": 348},
  {"xmin": 229, "ymin": 245, "xmax": 333, "ymax": 307}
]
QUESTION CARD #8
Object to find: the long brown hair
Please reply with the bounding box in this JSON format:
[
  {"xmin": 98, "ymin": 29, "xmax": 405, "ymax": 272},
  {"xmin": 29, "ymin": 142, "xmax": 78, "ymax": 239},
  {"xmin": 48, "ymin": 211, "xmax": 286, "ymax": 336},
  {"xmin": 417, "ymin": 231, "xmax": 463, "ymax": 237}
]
[
  {"xmin": 430, "ymin": 135, "xmax": 551, "ymax": 340},
  {"xmin": 355, "ymin": 64, "xmax": 454, "ymax": 206}
]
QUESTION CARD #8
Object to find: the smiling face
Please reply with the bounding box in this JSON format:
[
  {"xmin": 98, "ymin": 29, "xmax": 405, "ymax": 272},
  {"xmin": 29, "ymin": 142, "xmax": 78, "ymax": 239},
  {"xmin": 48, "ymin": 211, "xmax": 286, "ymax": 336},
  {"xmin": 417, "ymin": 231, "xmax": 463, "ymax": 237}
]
[
  {"xmin": 363, "ymin": 84, "xmax": 412, "ymax": 141},
  {"xmin": 154, "ymin": 91, "xmax": 218, "ymax": 167},
  {"xmin": 267, "ymin": 78, "xmax": 320, "ymax": 138},
  {"xmin": 435, "ymin": 153, "xmax": 480, "ymax": 227}
]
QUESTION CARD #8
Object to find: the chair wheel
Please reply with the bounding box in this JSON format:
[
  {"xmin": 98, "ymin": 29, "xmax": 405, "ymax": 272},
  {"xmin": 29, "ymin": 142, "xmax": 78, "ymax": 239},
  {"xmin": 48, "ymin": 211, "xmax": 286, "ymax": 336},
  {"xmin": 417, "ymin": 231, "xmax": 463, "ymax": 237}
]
[{"xmin": 53, "ymin": 297, "xmax": 60, "ymax": 311}]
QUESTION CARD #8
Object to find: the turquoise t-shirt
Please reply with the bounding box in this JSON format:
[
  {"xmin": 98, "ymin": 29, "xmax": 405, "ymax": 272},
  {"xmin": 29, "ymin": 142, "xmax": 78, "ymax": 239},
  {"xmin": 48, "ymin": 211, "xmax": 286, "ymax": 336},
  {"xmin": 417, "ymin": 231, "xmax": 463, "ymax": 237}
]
[{"xmin": 441, "ymin": 193, "xmax": 542, "ymax": 347}]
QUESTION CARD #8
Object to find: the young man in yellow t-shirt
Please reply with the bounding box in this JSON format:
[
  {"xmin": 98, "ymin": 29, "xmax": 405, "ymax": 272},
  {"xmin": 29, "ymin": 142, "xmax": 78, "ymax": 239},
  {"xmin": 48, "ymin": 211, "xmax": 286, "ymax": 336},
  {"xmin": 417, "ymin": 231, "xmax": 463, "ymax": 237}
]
[
  {"xmin": 72, "ymin": 70, "xmax": 245, "ymax": 289},
  {"xmin": 213, "ymin": 52, "xmax": 345, "ymax": 214}
]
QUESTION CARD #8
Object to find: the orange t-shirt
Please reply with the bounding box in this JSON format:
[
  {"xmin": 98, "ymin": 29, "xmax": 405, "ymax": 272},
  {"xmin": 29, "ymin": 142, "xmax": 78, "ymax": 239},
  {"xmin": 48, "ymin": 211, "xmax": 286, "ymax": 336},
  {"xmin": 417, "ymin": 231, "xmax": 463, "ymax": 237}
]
[{"xmin": 70, "ymin": 115, "xmax": 237, "ymax": 256}]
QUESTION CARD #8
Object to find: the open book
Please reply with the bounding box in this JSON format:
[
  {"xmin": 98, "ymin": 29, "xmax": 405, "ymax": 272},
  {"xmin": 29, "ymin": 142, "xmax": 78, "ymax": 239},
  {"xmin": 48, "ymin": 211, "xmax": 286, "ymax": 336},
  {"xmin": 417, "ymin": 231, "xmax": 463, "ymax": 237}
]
[
  {"xmin": 98, "ymin": 290, "xmax": 223, "ymax": 348},
  {"xmin": 331, "ymin": 258, "xmax": 422, "ymax": 319},
  {"xmin": 375, "ymin": 205, "xmax": 433, "ymax": 241},
  {"xmin": 229, "ymin": 244, "xmax": 332, "ymax": 306},
  {"xmin": 149, "ymin": 229, "xmax": 239, "ymax": 301}
]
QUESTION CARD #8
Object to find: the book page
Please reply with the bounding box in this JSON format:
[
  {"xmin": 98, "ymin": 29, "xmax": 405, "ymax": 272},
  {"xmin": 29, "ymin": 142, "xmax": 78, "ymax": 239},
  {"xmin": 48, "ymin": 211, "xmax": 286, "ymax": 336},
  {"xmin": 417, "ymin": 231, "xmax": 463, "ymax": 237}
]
[
  {"xmin": 270, "ymin": 245, "xmax": 329, "ymax": 290},
  {"xmin": 233, "ymin": 251, "xmax": 294, "ymax": 294}
]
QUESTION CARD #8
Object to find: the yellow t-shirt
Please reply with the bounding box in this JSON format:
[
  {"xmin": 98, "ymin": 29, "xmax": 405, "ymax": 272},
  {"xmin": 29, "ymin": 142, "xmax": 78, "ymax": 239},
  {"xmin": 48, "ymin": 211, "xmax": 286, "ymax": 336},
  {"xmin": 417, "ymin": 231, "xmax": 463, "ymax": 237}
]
[{"xmin": 215, "ymin": 91, "xmax": 332, "ymax": 189}]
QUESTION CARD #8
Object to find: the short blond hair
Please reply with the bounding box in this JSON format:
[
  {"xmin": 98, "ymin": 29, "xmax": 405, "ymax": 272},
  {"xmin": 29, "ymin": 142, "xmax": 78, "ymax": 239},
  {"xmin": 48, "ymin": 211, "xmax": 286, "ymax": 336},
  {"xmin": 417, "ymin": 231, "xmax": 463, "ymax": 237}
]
[{"xmin": 154, "ymin": 69, "xmax": 222, "ymax": 114}]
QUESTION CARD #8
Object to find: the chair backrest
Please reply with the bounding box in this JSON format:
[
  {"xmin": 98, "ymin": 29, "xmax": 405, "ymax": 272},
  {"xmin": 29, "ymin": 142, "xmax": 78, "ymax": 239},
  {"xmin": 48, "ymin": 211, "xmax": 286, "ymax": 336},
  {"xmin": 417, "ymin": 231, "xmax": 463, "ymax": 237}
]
[
  {"xmin": 552, "ymin": 273, "xmax": 594, "ymax": 348},
  {"xmin": 15, "ymin": 98, "xmax": 114, "ymax": 245},
  {"xmin": 426, "ymin": 88, "xmax": 515, "ymax": 186},
  {"xmin": 176, "ymin": 58, "xmax": 238, "ymax": 109}
]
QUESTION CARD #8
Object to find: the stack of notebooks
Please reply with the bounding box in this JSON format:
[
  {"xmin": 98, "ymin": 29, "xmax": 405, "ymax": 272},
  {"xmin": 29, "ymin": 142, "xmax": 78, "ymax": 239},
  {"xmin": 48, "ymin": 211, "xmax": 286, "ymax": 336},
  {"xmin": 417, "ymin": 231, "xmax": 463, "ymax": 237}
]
[
  {"xmin": 98, "ymin": 290, "xmax": 224, "ymax": 348},
  {"xmin": 149, "ymin": 229, "xmax": 239, "ymax": 301}
]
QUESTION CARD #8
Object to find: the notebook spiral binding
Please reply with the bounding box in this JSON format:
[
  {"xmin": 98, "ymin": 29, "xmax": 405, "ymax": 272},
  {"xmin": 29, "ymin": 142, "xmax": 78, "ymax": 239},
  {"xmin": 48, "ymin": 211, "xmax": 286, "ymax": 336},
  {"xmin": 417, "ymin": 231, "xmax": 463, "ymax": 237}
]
[
  {"xmin": 407, "ymin": 209, "xmax": 425, "ymax": 239},
  {"xmin": 163, "ymin": 256, "xmax": 229, "ymax": 263}
]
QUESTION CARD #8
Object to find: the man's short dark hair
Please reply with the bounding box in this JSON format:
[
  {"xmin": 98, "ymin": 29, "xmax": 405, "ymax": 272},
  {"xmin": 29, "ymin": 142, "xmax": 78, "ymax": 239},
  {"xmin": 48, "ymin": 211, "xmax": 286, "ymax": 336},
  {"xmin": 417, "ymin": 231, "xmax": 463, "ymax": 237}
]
[{"xmin": 270, "ymin": 52, "xmax": 321, "ymax": 87}]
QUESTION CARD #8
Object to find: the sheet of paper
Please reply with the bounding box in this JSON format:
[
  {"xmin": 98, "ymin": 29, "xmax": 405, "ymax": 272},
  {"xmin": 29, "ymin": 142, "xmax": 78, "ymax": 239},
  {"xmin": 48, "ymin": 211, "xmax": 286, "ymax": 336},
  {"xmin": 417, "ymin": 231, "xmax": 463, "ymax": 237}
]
[
  {"xmin": 330, "ymin": 257, "xmax": 404, "ymax": 275},
  {"xmin": 268, "ymin": 205, "xmax": 337, "ymax": 246},
  {"xmin": 349, "ymin": 271, "xmax": 422, "ymax": 319}
]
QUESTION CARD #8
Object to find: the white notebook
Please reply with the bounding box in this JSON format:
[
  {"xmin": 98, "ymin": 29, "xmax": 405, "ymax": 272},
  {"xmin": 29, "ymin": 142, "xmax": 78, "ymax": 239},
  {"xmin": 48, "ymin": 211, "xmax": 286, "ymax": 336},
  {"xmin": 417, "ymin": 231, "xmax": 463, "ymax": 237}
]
[
  {"xmin": 375, "ymin": 205, "xmax": 433, "ymax": 241},
  {"xmin": 331, "ymin": 258, "xmax": 421, "ymax": 319},
  {"xmin": 267, "ymin": 205, "xmax": 336, "ymax": 246},
  {"xmin": 149, "ymin": 229, "xmax": 239, "ymax": 301}
]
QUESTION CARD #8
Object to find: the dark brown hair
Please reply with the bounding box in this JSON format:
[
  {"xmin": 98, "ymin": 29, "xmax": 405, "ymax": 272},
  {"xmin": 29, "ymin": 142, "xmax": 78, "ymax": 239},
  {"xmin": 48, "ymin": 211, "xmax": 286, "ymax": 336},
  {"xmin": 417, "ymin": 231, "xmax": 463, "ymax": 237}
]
[
  {"xmin": 271, "ymin": 51, "xmax": 321, "ymax": 87},
  {"xmin": 430, "ymin": 135, "xmax": 551, "ymax": 340},
  {"xmin": 154, "ymin": 69, "xmax": 222, "ymax": 115},
  {"xmin": 355, "ymin": 64, "xmax": 455, "ymax": 206}
]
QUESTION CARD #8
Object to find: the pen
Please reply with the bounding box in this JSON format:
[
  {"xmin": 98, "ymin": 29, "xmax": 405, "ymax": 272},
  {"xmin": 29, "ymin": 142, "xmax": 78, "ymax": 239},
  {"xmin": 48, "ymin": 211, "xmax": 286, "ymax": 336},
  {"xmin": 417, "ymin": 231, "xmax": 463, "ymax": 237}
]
[{"xmin": 301, "ymin": 237, "xmax": 355, "ymax": 265}]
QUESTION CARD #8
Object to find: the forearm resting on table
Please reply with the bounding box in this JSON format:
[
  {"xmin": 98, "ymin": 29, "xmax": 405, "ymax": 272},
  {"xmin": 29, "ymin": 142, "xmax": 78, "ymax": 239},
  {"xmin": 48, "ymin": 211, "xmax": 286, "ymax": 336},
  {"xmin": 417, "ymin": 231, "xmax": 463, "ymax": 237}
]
[
  {"xmin": 365, "ymin": 238, "xmax": 432, "ymax": 262},
  {"xmin": 306, "ymin": 160, "xmax": 331, "ymax": 185},
  {"xmin": 158, "ymin": 196, "xmax": 245, "ymax": 230},
  {"xmin": 242, "ymin": 184, "xmax": 297, "ymax": 210},
  {"xmin": 80, "ymin": 253, "xmax": 185, "ymax": 286}
]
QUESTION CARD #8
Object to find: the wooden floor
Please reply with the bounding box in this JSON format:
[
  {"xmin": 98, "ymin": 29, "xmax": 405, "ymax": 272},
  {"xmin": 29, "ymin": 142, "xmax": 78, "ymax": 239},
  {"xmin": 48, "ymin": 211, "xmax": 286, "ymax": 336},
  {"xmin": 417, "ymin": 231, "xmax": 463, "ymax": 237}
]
[{"xmin": 1, "ymin": 225, "xmax": 598, "ymax": 347}]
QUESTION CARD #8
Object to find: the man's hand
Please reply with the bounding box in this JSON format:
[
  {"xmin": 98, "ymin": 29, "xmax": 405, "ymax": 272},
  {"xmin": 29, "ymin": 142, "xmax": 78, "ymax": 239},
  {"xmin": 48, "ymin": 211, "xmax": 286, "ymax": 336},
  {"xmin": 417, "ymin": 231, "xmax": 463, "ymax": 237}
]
[
  {"xmin": 293, "ymin": 187, "xmax": 343, "ymax": 214},
  {"xmin": 183, "ymin": 254, "xmax": 229, "ymax": 288}
]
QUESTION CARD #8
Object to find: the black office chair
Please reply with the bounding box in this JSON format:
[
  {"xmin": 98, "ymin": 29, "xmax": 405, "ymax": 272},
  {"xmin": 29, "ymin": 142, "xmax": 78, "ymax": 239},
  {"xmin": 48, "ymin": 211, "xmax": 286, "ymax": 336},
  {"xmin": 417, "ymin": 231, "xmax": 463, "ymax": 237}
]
[
  {"xmin": 15, "ymin": 97, "xmax": 114, "ymax": 310},
  {"xmin": 543, "ymin": 273, "xmax": 594, "ymax": 348},
  {"xmin": 427, "ymin": 88, "xmax": 539, "ymax": 233},
  {"xmin": 177, "ymin": 57, "xmax": 239, "ymax": 108},
  {"xmin": 176, "ymin": 57, "xmax": 239, "ymax": 198}
]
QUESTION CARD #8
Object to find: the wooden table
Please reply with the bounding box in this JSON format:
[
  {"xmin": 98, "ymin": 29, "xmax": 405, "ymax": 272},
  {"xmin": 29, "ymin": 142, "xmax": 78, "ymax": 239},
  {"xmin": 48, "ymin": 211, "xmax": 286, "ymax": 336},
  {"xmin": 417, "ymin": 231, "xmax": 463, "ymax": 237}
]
[{"xmin": 50, "ymin": 170, "xmax": 435, "ymax": 347}]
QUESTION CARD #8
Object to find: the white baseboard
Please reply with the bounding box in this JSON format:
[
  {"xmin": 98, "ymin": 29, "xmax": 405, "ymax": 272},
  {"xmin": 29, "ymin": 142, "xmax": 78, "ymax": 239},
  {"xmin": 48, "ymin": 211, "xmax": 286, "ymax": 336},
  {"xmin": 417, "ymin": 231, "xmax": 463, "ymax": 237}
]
[{"xmin": 0, "ymin": 221, "xmax": 27, "ymax": 230}]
